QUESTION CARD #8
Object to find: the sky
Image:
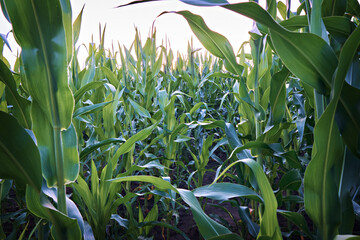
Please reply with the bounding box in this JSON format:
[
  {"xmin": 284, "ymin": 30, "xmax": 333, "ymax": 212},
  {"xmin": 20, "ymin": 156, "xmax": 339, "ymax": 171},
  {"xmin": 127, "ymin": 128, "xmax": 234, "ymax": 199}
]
[{"xmin": 0, "ymin": 0, "xmax": 295, "ymax": 67}]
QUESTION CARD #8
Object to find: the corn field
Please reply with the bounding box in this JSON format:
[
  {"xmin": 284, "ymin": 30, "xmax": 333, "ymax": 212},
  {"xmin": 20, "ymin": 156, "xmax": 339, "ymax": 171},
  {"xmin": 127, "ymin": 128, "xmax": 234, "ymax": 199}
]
[{"xmin": 0, "ymin": 0, "xmax": 359, "ymax": 239}]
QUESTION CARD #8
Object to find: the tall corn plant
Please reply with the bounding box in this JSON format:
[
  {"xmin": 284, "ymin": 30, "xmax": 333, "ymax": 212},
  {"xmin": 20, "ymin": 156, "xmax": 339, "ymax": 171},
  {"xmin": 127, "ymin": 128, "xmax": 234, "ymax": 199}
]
[{"xmin": 0, "ymin": 0, "xmax": 83, "ymax": 239}]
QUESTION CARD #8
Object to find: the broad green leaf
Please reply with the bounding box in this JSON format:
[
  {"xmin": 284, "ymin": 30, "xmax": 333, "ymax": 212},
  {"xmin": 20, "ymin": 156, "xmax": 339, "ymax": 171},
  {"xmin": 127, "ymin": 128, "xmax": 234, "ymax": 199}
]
[
  {"xmin": 80, "ymin": 138, "xmax": 125, "ymax": 160},
  {"xmin": 32, "ymin": 103, "xmax": 79, "ymax": 187},
  {"xmin": 278, "ymin": 169, "xmax": 301, "ymax": 191},
  {"xmin": 223, "ymin": 2, "xmax": 337, "ymax": 94},
  {"xmin": 110, "ymin": 175, "xmax": 176, "ymax": 192},
  {"xmin": 5, "ymin": 0, "xmax": 74, "ymax": 129},
  {"xmin": 193, "ymin": 183, "xmax": 263, "ymax": 202},
  {"xmin": 347, "ymin": 0, "xmax": 360, "ymax": 18},
  {"xmin": 0, "ymin": 111, "xmax": 42, "ymax": 190},
  {"xmin": 0, "ymin": 59, "xmax": 31, "ymax": 129},
  {"xmin": 26, "ymin": 185, "xmax": 81, "ymax": 240},
  {"xmin": 222, "ymin": 2, "xmax": 360, "ymax": 156},
  {"xmin": 335, "ymin": 26, "xmax": 360, "ymax": 155},
  {"xmin": 110, "ymin": 122, "xmax": 158, "ymax": 168},
  {"xmin": 73, "ymin": 101, "xmax": 113, "ymax": 118},
  {"xmin": 214, "ymin": 159, "xmax": 282, "ymax": 239},
  {"xmin": 72, "ymin": 175, "xmax": 94, "ymax": 211},
  {"xmin": 167, "ymin": 11, "xmax": 243, "ymax": 76},
  {"xmin": 304, "ymin": 103, "xmax": 344, "ymax": 240},
  {"xmin": 100, "ymin": 66, "xmax": 119, "ymax": 88},
  {"xmin": 238, "ymin": 206, "xmax": 259, "ymax": 238},
  {"xmin": 270, "ymin": 67, "xmax": 289, "ymax": 124},
  {"xmin": 337, "ymin": 82, "xmax": 360, "ymax": 157},
  {"xmin": 144, "ymin": 204, "xmax": 158, "ymax": 235},
  {"xmin": 128, "ymin": 98, "xmax": 151, "ymax": 118},
  {"xmin": 304, "ymin": 19, "xmax": 360, "ymax": 240},
  {"xmin": 42, "ymin": 183, "xmax": 85, "ymax": 236},
  {"xmin": 277, "ymin": 210, "xmax": 312, "ymax": 237},
  {"xmin": 322, "ymin": 0, "xmax": 347, "ymax": 16},
  {"xmin": 280, "ymin": 16, "xmax": 353, "ymax": 43},
  {"xmin": 178, "ymin": 188, "xmax": 231, "ymax": 239},
  {"xmin": 59, "ymin": 0, "xmax": 72, "ymax": 64},
  {"xmin": 339, "ymin": 149, "xmax": 360, "ymax": 233},
  {"xmin": 74, "ymin": 80, "xmax": 107, "ymax": 103},
  {"xmin": 224, "ymin": 122, "xmax": 252, "ymax": 159},
  {"xmin": 80, "ymin": 54, "xmax": 96, "ymax": 87}
]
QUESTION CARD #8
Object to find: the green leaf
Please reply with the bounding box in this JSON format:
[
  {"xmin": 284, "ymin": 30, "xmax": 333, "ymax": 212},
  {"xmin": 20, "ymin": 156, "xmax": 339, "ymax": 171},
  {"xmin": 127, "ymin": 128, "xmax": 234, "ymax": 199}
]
[
  {"xmin": 0, "ymin": 59, "xmax": 31, "ymax": 129},
  {"xmin": 178, "ymin": 189, "xmax": 231, "ymax": 239},
  {"xmin": 73, "ymin": 80, "xmax": 107, "ymax": 104},
  {"xmin": 128, "ymin": 98, "xmax": 151, "ymax": 118},
  {"xmin": 100, "ymin": 66, "xmax": 119, "ymax": 88},
  {"xmin": 214, "ymin": 159, "xmax": 282, "ymax": 239},
  {"xmin": 110, "ymin": 123, "xmax": 158, "ymax": 168},
  {"xmin": 0, "ymin": 111, "xmax": 42, "ymax": 191},
  {"xmin": 347, "ymin": 0, "xmax": 360, "ymax": 18},
  {"xmin": 32, "ymin": 103, "xmax": 79, "ymax": 187},
  {"xmin": 193, "ymin": 183, "xmax": 263, "ymax": 202},
  {"xmin": 270, "ymin": 67, "xmax": 289, "ymax": 124},
  {"xmin": 72, "ymin": 176, "xmax": 94, "ymax": 211},
  {"xmin": 167, "ymin": 11, "xmax": 243, "ymax": 76},
  {"xmin": 304, "ymin": 101, "xmax": 344, "ymax": 239},
  {"xmin": 26, "ymin": 185, "xmax": 81, "ymax": 240},
  {"xmin": 73, "ymin": 5, "xmax": 84, "ymax": 44},
  {"xmin": 303, "ymin": 18, "xmax": 360, "ymax": 240},
  {"xmin": 238, "ymin": 206, "xmax": 259, "ymax": 238},
  {"xmin": 109, "ymin": 175, "xmax": 176, "ymax": 192},
  {"xmin": 223, "ymin": 2, "xmax": 337, "ymax": 95},
  {"xmin": 339, "ymin": 149, "xmax": 360, "ymax": 233},
  {"xmin": 278, "ymin": 169, "xmax": 301, "ymax": 191},
  {"xmin": 73, "ymin": 101, "xmax": 113, "ymax": 118},
  {"xmin": 80, "ymin": 138, "xmax": 125, "ymax": 160},
  {"xmin": 277, "ymin": 210, "xmax": 312, "ymax": 237},
  {"xmin": 5, "ymin": 0, "xmax": 74, "ymax": 129},
  {"xmin": 322, "ymin": 0, "xmax": 347, "ymax": 16}
]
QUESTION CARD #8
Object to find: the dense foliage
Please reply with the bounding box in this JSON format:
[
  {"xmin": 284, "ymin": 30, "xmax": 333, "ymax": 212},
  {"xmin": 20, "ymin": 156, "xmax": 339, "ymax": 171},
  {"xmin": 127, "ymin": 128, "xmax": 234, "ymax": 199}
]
[{"xmin": 0, "ymin": 0, "xmax": 359, "ymax": 239}]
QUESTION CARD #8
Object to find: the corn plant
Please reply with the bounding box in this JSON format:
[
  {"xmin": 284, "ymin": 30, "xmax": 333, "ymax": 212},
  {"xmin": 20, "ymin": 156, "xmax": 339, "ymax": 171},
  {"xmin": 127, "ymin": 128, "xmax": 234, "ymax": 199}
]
[{"xmin": 1, "ymin": 0, "xmax": 360, "ymax": 239}]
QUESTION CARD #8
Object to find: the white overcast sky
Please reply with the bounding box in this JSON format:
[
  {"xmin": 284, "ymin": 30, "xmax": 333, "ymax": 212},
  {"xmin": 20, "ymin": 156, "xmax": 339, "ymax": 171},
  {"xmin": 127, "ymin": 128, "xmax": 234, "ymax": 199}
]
[{"xmin": 0, "ymin": 0, "xmax": 296, "ymax": 67}]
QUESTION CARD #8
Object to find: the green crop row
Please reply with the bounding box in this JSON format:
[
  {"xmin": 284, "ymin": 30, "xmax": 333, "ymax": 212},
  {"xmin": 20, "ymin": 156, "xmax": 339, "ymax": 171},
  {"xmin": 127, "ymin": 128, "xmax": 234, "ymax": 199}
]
[{"xmin": 0, "ymin": 0, "xmax": 359, "ymax": 239}]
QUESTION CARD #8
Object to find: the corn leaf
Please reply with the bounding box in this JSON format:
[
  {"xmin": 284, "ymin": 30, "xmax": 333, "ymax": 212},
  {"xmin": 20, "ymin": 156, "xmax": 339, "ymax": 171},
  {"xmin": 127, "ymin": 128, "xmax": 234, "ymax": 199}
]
[
  {"xmin": 178, "ymin": 189, "xmax": 232, "ymax": 239},
  {"xmin": 166, "ymin": 11, "xmax": 243, "ymax": 76},
  {"xmin": 32, "ymin": 103, "xmax": 79, "ymax": 187},
  {"xmin": 193, "ymin": 183, "xmax": 263, "ymax": 202},
  {"xmin": 269, "ymin": 67, "xmax": 289, "ymax": 124},
  {"xmin": 214, "ymin": 158, "xmax": 282, "ymax": 239},
  {"xmin": 0, "ymin": 111, "xmax": 42, "ymax": 190},
  {"xmin": 4, "ymin": 0, "xmax": 74, "ymax": 129},
  {"xmin": 0, "ymin": 60, "xmax": 31, "ymax": 129},
  {"xmin": 26, "ymin": 185, "xmax": 82, "ymax": 240},
  {"xmin": 304, "ymin": 22, "xmax": 360, "ymax": 240}
]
